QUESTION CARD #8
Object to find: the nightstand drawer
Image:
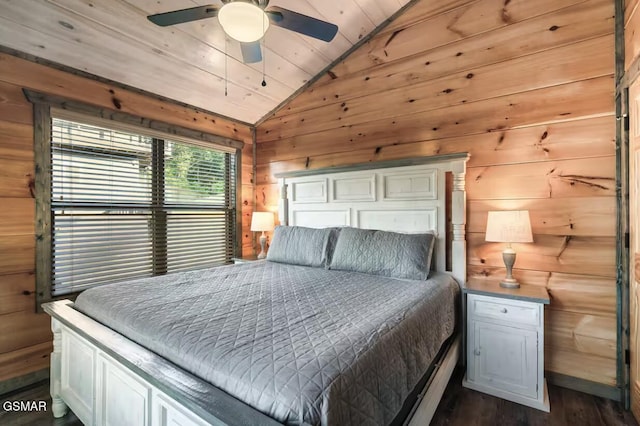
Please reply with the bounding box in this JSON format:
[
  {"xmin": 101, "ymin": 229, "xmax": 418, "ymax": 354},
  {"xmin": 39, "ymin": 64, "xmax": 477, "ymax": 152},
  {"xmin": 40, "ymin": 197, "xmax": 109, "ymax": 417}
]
[{"xmin": 470, "ymin": 295, "xmax": 540, "ymax": 327}]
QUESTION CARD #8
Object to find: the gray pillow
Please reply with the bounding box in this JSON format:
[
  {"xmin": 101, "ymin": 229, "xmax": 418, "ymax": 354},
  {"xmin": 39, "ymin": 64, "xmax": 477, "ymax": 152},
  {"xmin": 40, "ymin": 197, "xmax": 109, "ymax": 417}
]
[
  {"xmin": 328, "ymin": 228, "xmax": 436, "ymax": 280},
  {"xmin": 266, "ymin": 226, "xmax": 339, "ymax": 268}
]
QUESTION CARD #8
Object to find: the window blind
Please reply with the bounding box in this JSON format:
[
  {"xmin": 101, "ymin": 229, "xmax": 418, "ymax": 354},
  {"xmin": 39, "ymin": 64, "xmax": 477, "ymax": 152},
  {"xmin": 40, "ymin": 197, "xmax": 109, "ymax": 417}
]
[{"xmin": 51, "ymin": 117, "xmax": 236, "ymax": 295}]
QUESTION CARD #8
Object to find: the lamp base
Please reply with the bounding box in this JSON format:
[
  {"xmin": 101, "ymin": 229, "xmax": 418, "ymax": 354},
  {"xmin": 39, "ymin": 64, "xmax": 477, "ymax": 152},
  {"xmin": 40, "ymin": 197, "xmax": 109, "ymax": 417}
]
[
  {"xmin": 257, "ymin": 234, "xmax": 267, "ymax": 259},
  {"xmin": 501, "ymin": 248, "xmax": 519, "ymax": 288},
  {"xmin": 500, "ymin": 278, "xmax": 520, "ymax": 289}
]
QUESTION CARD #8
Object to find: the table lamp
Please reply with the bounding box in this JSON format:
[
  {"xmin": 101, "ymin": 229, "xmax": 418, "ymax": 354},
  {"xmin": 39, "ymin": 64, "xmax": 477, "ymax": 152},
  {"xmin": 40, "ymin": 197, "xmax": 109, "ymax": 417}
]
[
  {"xmin": 485, "ymin": 210, "xmax": 533, "ymax": 288},
  {"xmin": 251, "ymin": 212, "xmax": 275, "ymax": 259}
]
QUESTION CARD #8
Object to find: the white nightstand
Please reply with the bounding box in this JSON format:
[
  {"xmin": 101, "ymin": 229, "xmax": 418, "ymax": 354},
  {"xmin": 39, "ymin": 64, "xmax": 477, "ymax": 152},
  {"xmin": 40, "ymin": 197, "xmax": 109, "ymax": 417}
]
[
  {"xmin": 462, "ymin": 279, "xmax": 550, "ymax": 412},
  {"xmin": 232, "ymin": 256, "xmax": 260, "ymax": 264}
]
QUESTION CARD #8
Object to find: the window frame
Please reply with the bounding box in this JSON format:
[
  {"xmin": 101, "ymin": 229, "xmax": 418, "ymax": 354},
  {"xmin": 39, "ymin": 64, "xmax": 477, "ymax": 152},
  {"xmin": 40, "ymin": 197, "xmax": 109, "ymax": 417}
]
[{"xmin": 27, "ymin": 90, "xmax": 244, "ymax": 310}]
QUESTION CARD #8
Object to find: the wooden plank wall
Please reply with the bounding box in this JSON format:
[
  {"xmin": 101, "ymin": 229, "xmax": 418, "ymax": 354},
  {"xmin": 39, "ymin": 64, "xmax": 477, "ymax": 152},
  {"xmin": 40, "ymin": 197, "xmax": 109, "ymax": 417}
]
[
  {"xmin": 626, "ymin": 0, "xmax": 640, "ymax": 70},
  {"xmin": 0, "ymin": 53, "xmax": 254, "ymax": 390},
  {"xmin": 256, "ymin": 0, "xmax": 617, "ymax": 386}
]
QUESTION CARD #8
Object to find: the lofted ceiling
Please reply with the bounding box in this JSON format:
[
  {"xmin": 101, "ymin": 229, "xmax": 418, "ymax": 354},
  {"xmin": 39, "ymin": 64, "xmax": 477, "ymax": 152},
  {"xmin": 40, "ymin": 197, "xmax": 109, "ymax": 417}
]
[{"xmin": 0, "ymin": 0, "xmax": 411, "ymax": 125}]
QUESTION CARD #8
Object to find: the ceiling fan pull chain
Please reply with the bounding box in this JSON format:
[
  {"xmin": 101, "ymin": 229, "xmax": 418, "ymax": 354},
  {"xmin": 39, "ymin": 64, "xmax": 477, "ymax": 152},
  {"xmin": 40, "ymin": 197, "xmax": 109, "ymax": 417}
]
[
  {"xmin": 261, "ymin": 17, "xmax": 267, "ymax": 87},
  {"xmin": 224, "ymin": 36, "xmax": 228, "ymax": 96}
]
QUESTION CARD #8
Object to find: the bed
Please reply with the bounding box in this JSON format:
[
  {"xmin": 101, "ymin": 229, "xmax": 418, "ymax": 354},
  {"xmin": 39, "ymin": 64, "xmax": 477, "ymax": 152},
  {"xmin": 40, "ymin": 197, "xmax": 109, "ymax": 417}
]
[{"xmin": 43, "ymin": 154, "xmax": 469, "ymax": 426}]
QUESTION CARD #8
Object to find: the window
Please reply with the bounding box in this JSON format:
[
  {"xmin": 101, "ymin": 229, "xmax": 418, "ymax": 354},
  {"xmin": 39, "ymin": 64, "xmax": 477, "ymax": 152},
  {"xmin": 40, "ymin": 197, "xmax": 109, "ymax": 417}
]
[{"xmin": 48, "ymin": 115, "xmax": 237, "ymax": 296}]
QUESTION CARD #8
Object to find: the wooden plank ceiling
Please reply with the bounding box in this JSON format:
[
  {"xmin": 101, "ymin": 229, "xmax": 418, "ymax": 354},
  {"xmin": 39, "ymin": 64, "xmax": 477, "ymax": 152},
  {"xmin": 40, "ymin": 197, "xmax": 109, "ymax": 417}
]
[{"xmin": 0, "ymin": 0, "xmax": 410, "ymax": 125}]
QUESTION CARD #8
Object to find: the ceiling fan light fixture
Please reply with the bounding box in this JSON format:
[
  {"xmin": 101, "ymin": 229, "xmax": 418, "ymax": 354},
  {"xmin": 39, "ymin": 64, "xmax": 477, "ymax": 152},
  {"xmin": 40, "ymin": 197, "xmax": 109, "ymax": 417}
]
[{"xmin": 218, "ymin": 2, "xmax": 270, "ymax": 43}]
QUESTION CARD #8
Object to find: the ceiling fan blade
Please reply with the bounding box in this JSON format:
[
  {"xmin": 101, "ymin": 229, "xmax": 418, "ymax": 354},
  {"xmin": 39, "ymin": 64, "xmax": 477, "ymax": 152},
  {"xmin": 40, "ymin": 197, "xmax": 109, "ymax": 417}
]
[
  {"xmin": 147, "ymin": 5, "xmax": 219, "ymax": 27},
  {"xmin": 240, "ymin": 42, "xmax": 263, "ymax": 64},
  {"xmin": 266, "ymin": 6, "xmax": 338, "ymax": 42}
]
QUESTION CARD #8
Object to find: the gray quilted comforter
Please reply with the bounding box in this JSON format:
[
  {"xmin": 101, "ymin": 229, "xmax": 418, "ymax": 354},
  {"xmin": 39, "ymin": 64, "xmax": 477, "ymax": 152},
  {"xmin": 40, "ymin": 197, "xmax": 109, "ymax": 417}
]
[{"xmin": 75, "ymin": 261, "xmax": 459, "ymax": 426}]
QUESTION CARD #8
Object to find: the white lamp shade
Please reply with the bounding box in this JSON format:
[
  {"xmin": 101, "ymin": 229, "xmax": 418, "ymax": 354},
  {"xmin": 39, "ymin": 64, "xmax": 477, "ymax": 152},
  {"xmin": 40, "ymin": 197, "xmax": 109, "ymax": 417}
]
[
  {"xmin": 218, "ymin": 2, "xmax": 270, "ymax": 43},
  {"xmin": 485, "ymin": 210, "xmax": 533, "ymax": 243},
  {"xmin": 250, "ymin": 212, "xmax": 274, "ymax": 232}
]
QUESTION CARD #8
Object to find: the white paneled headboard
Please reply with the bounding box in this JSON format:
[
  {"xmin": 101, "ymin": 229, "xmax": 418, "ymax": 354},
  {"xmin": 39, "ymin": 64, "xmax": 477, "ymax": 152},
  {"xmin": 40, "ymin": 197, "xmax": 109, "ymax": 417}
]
[{"xmin": 275, "ymin": 154, "xmax": 470, "ymax": 285}]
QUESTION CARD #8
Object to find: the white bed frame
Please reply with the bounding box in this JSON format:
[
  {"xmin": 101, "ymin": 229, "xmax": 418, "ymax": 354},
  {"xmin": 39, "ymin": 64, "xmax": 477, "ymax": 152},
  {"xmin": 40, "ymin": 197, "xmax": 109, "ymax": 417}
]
[{"xmin": 44, "ymin": 154, "xmax": 469, "ymax": 426}]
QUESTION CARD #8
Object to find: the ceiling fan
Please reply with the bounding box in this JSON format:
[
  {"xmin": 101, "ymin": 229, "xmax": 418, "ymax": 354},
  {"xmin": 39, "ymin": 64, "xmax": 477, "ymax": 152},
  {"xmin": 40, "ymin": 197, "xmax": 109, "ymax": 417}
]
[{"xmin": 147, "ymin": 0, "xmax": 339, "ymax": 64}]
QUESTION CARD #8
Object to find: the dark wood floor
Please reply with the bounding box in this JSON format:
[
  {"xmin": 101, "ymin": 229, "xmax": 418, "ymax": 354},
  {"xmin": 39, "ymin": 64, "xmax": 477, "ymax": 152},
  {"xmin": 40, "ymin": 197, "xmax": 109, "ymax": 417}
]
[
  {"xmin": 0, "ymin": 382, "xmax": 81, "ymax": 426},
  {"xmin": 432, "ymin": 368, "xmax": 637, "ymax": 426},
  {"xmin": 1, "ymin": 368, "xmax": 637, "ymax": 425}
]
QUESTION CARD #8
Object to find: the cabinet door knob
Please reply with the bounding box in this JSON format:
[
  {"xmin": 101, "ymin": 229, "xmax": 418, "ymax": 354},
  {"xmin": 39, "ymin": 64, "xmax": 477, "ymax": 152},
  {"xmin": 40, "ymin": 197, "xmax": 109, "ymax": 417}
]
[
  {"xmin": 500, "ymin": 308, "xmax": 508, "ymax": 313},
  {"xmin": 474, "ymin": 349, "xmax": 481, "ymax": 356}
]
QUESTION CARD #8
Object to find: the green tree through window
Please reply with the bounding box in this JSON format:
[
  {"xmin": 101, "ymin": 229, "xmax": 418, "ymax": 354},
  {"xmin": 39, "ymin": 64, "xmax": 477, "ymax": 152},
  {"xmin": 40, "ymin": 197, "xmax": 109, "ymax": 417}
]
[{"xmin": 165, "ymin": 143, "xmax": 226, "ymax": 200}]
